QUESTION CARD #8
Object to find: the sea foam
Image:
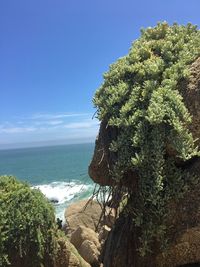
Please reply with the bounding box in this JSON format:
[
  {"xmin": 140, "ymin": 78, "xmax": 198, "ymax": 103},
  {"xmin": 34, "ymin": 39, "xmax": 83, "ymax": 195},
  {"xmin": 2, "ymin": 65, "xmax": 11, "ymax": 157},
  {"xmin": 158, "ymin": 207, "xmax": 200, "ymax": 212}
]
[{"xmin": 33, "ymin": 181, "xmax": 94, "ymax": 221}]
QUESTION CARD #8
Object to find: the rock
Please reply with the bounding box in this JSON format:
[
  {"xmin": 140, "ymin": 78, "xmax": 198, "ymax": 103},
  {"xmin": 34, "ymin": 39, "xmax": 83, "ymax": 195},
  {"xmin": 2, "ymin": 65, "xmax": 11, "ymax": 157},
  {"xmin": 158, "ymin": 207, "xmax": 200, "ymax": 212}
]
[
  {"xmin": 156, "ymin": 227, "xmax": 200, "ymax": 267},
  {"xmin": 89, "ymin": 56, "xmax": 200, "ymax": 266},
  {"xmin": 89, "ymin": 57, "xmax": 200, "ymax": 184},
  {"xmin": 70, "ymin": 226, "xmax": 101, "ymax": 267},
  {"xmin": 55, "ymin": 238, "xmax": 70, "ymax": 267},
  {"xmin": 98, "ymin": 225, "xmax": 111, "ymax": 243},
  {"xmin": 70, "ymin": 226, "xmax": 100, "ymax": 251},
  {"xmin": 55, "ymin": 237, "xmax": 91, "ymax": 267},
  {"xmin": 88, "ymin": 120, "xmax": 139, "ymax": 188},
  {"xmin": 79, "ymin": 240, "xmax": 100, "ymax": 267},
  {"xmin": 103, "ymin": 207, "xmax": 116, "ymax": 228},
  {"xmin": 49, "ymin": 198, "xmax": 59, "ymax": 203},
  {"xmin": 65, "ymin": 200, "xmax": 102, "ymax": 235},
  {"xmin": 88, "ymin": 120, "xmax": 118, "ymax": 186}
]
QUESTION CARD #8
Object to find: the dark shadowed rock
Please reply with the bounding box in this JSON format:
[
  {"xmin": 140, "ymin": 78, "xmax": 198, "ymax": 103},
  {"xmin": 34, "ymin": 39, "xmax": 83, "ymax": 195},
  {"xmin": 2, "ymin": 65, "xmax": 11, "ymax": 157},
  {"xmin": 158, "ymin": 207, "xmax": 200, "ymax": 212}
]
[{"xmin": 88, "ymin": 120, "xmax": 116, "ymax": 186}]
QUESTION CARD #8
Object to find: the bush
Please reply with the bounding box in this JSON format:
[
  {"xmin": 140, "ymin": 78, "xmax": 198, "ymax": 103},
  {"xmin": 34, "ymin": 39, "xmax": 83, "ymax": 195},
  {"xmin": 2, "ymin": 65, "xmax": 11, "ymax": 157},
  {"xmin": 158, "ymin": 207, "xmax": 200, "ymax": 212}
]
[
  {"xmin": 0, "ymin": 176, "xmax": 57, "ymax": 267},
  {"xmin": 94, "ymin": 22, "xmax": 200, "ymax": 255}
]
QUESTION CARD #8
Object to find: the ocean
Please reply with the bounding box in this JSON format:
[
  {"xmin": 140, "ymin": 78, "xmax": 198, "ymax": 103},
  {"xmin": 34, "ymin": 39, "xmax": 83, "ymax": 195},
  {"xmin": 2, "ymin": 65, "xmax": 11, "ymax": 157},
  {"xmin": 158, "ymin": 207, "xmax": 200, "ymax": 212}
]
[{"xmin": 0, "ymin": 143, "xmax": 95, "ymax": 221}]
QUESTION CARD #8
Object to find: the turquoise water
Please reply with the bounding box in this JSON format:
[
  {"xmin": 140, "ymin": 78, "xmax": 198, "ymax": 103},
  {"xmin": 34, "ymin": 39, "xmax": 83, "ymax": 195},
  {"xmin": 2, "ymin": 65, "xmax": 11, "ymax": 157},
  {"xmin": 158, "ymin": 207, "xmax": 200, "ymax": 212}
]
[{"xmin": 0, "ymin": 143, "xmax": 95, "ymax": 220}]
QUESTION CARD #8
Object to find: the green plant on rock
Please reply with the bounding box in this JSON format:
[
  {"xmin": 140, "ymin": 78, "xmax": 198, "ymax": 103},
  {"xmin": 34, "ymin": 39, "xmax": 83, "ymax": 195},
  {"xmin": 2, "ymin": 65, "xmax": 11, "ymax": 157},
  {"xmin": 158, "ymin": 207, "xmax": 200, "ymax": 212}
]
[
  {"xmin": 0, "ymin": 176, "xmax": 57, "ymax": 267},
  {"xmin": 94, "ymin": 22, "xmax": 200, "ymax": 255}
]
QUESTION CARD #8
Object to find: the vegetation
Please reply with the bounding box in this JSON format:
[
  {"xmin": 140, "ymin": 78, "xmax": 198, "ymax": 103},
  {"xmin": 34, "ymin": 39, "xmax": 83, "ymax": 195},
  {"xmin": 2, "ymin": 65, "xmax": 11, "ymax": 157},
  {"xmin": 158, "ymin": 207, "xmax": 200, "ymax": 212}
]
[
  {"xmin": 0, "ymin": 175, "xmax": 57, "ymax": 267},
  {"xmin": 94, "ymin": 22, "xmax": 200, "ymax": 255}
]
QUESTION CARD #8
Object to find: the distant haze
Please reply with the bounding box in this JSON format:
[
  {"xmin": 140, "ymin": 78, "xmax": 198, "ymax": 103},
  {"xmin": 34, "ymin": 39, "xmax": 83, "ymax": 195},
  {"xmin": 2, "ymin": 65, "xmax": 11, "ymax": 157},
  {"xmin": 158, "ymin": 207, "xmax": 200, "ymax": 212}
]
[{"xmin": 0, "ymin": 138, "xmax": 96, "ymax": 150}]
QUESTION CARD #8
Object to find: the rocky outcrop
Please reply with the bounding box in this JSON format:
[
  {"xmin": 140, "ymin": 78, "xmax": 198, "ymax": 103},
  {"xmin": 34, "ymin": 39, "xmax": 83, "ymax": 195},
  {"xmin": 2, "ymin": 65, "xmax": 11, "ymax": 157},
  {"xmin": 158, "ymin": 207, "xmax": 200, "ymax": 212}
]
[
  {"xmin": 64, "ymin": 200, "xmax": 116, "ymax": 267},
  {"xmin": 70, "ymin": 226, "xmax": 101, "ymax": 267},
  {"xmin": 70, "ymin": 226, "xmax": 100, "ymax": 251},
  {"xmin": 88, "ymin": 120, "xmax": 117, "ymax": 186},
  {"xmin": 89, "ymin": 58, "xmax": 200, "ymax": 187},
  {"xmin": 55, "ymin": 237, "xmax": 91, "ymax": 267},
  {"xmin": 79, "ymin": 240, "xmax": 100, "ymax": 267},
  {"xmin": 157, "ymin": 227, "xmax": 200, "ymax": 267},
  {"xmin": 89, "ymin": 57, "xmax": 200, "ymax": 267},
  {"xmin": 64, "ymin": 200, "xmax": 102, "ymax": 235}
]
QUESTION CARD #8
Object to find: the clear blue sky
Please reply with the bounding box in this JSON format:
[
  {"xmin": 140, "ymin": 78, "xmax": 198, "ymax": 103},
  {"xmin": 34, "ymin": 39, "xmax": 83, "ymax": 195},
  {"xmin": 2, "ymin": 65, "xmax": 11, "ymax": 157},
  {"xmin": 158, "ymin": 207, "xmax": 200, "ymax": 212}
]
[{"xmin": 0, "ymin": 0, "xmax": 199, "ymax": 148}]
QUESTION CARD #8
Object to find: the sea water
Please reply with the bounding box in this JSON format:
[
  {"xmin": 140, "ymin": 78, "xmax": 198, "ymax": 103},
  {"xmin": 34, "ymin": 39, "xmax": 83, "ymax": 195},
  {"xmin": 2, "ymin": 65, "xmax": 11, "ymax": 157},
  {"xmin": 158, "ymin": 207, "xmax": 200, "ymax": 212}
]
[{"xmin": 0, "ymin": 143, "xmax": 95, "ymax": 221}]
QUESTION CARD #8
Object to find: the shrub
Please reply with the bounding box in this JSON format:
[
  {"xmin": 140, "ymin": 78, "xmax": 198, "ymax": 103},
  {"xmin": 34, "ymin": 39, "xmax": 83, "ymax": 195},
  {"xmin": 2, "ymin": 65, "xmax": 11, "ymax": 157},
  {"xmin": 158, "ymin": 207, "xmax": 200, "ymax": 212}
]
[
  {"xmin": 0, "ymin": 175, "xmax": 57, "ymax": 267},
  {"xmin": 94, "ymin": 22, "xmax": 200, "ymax": 255}
]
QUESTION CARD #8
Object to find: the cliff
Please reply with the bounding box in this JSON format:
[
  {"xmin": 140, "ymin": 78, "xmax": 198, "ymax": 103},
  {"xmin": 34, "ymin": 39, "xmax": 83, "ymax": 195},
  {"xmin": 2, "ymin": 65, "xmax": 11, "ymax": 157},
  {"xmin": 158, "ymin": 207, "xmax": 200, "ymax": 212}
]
[{"xmin": 89, "ymin": 23, "xmax": 200, "ymax": 267}]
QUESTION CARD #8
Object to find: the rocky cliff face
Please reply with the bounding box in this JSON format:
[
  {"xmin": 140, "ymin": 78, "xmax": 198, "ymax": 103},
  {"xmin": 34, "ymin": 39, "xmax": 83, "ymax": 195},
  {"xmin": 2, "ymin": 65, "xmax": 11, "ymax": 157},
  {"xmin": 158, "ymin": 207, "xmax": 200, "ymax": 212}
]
[{"xmin": 89, "ymin": 57, "xmax": 200, "ymax": 267}]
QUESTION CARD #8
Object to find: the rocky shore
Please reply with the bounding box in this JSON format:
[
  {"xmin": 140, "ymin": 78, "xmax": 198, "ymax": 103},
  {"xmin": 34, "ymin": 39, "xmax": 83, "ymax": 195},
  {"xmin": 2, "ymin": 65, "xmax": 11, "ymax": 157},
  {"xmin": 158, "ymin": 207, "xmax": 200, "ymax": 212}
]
[{"xmin": 59, "ymin": 199, "xmax": 115, "ymax": 267}]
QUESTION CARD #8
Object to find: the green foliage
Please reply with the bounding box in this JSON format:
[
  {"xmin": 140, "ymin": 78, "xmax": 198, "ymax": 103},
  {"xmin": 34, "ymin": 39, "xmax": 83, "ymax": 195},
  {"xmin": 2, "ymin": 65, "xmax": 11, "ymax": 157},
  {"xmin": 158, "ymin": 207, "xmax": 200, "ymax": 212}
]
[
  {"xmin": 94, "ymin": 22, "xmax": 200, "ymax": 255},
  {"xmin": 0, "ymin": 176, "xmax": 57, "ymax": 267}
]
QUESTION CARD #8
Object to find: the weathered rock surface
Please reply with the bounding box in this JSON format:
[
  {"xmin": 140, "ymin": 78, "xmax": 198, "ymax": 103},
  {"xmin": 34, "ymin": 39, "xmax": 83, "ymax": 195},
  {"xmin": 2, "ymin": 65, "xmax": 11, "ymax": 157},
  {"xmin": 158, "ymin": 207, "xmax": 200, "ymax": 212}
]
[
  {"xmin": 157, "ymin": 227, "xmax": 200, "ymax": 267},
  {"xmin": 65, "ymin": 200, "xmax": 102, "ymax": 235},
  {"xmin": 70, "ymin": 226, "xmax": 101, "ymax": 267},
  {"xmin": 70, "ymin": 226, "xmax": 100, "ymax": 251},
  {"xmin": 89, "ymin": 57, "xmax": 200, "ymax": 267},
  {"xmin": 88, "ymin": 120, "xmax": 117, "ymax": 186},
  {"xmin": 55, "ymin": 237, "xmax": 91, "ymax": 267},
  {"xmin": 79, "ymin": 240, "xmax": 100, "ymax": 267}
]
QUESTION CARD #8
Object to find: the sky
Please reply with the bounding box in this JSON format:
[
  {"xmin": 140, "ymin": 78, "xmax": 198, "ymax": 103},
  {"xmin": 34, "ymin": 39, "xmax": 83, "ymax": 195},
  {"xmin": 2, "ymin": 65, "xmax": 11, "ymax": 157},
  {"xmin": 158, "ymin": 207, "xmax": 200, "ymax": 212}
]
[{"xmin": 0, "ymin": 0, "xmax": 200, "ymax": 149}]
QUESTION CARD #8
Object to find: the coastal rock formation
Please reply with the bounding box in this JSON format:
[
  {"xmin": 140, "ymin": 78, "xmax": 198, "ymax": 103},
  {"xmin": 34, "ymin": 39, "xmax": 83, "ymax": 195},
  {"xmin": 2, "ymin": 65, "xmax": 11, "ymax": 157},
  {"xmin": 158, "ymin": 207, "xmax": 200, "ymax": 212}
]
[
  {"xmin": 64, "ymin": 200, "xmax": 102, "ymax": 235},
  {"xmin": 89, "ymin": 56, "xmax": 200, "ymax": 267},
  {"xmin": 88, "ymin": 120, "xmax": 117, "ymax": 186},
  {"xmin": 79, "ymin": 240, "xmax": 100, "ymax": 267},
  {"xmin": 89, "ymin": 57, "xmax": 200, "ymax": 187},
  {"xmin": 55, "ymin": 238, "xmax": 91, "ymax": 267},
  {"xmin": 70, "ymin": 226, "xmax": 100, "ymax": 250},
  {"xmin": 64, "ymin": 200, "xmax": 117, "ymax": 267}
]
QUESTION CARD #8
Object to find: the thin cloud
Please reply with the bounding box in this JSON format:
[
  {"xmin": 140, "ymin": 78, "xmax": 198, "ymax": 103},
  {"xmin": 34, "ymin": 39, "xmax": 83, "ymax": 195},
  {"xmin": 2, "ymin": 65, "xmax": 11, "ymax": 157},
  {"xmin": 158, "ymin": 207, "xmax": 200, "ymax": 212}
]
[
  {"xmin": 0, "ymin": 127, "xmax": 37, "ymax": 134},
  {"xmin": 34, "ymin": 120, "xmax": 64, "ymax": 126},
  {"xmin": 30, "ymin": 112, "xmax": 91, "ymax": 120},
  {"xmin": 64, "ymin": 120, "xmax": 98, "ymax": 129},
  {"xmin": 47, "ymin": 120, "xmax": 64, "ymax": 125},
  {"xmin": 0, "ymin": 113, "xmax": 99, "ymax": 147}
]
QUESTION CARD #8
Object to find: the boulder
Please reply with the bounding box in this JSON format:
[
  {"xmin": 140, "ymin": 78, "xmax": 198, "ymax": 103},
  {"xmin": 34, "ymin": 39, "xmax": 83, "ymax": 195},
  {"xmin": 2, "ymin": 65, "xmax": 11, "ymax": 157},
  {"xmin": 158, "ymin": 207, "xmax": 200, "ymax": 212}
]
[
  {"xmin": 55, "ymin": 237, "xmax": 91, "ymax": 267},
  {"xmin": 79, "ymin": 240, "xmax": 100, "ymax": 267},
  {"xmin": 65, "ymin": 200, "xmax": 102, "ymax": 235},
  {"xmin": 70, "ymin": 226, "xmax": 100, "ymax": 251},
  {"xmin": 70, "ymin": 226, "xmax": 101, "ymax": 267},
  {"xmin": 55, "ymin": 238, "xmax": 69, "ymax": 267},
  {"xmin": 88, "ymin": 120, "xmax": 118, "ymax": 186},
  {"xmin": 156, "ymin": 227, "xmax": 200, "ymax": 267}
]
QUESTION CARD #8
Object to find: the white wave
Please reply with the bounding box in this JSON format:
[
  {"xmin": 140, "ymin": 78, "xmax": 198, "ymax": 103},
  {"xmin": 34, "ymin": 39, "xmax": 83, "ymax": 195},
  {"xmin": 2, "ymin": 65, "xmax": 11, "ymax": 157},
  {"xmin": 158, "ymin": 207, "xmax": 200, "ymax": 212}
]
[{"xmin": 34, "ymin": 181, "xmax": 92, "ymax": 204}]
